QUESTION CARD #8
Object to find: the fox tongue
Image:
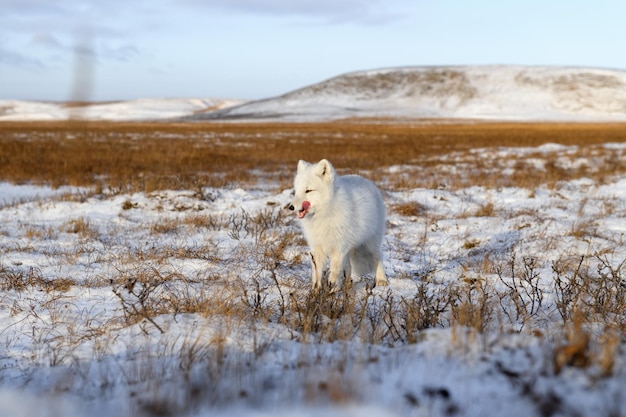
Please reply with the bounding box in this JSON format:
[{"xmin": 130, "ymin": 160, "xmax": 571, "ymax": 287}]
[{"xmin": 298, "ymin": 201, "xmax": 311, "ymax": 218}]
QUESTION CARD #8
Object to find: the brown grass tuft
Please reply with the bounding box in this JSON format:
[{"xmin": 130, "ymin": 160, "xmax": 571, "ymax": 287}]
[{"xmin": 391, "ymin": 201, "xmax": 427, "ymax": 217}]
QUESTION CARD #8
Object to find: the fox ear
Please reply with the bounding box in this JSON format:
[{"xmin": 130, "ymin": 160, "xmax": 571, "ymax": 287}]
[
  {"xmin": 316, "ymin": 159, "xmax": 335, "ymax": 182},
  {"xmin": 297, "ymin": 160, "xmax": 308, "ymax": 173}
]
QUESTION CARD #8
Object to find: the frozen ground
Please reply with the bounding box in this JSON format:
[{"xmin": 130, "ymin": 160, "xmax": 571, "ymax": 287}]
[{"xmin": 2, "ymin": 142, "xmax": 626, "ymax": 416}]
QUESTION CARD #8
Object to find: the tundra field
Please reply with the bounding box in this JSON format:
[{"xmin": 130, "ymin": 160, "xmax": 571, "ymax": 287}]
[{"xmin": 2, "ymin": 121, "xmax": 626, "ymax": 416}]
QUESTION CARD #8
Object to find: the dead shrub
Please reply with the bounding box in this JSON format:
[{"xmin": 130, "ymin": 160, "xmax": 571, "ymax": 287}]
[
  {"xmin": 552, "ymin": 253, "xmax": 626, "ymax": 330},
  {"xmin": 554, "ymin": 310, "xmax": 590, "ymax": 374},
  {"xmin": 0, "ymin": 264, "xmax": 45, "ymax": 291},
  {"xmin": 472, "ymin": 201, "xmax": 496, "ymax": 218},
  {"xmin": 391, "ymin": 201, "xmax": 427, "ymax": 217},
  {"xmin": 393, "ymin": 279, "xmax": 453, "ymax": 343},
  {"xmin": 122, "ymin": 199, "xmax": 138, "ymax": 210},
  {"xmin": 0, "ymin": 263, "xmax": 73, "ymax": 292},
  {"xmin": 450, "ymin": 278, "xmax": 493, "ymax": 333},
  {"xmin": 495, "ymin": 254, "xmax": 544, "ymax": 330},
  {"xmin": 111, "ymin": 265, "xmax": 185, "ymax": 332},
  {"xmin": 62, "ymin": 217, "xmax": 99, "ymax": 239},
  {"xmin": 150, "ymin": 217, "xmax": 180, "ymax": 235}
]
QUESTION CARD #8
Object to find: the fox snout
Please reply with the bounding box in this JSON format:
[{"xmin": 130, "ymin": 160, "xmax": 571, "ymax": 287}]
[{"xmin": 289, "ymin": 200, "xmax": 311, "ymax": 219}]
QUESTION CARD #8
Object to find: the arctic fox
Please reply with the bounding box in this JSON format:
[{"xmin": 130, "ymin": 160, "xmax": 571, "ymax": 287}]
[{"xmin": 289, "ymin": 159, "xmax": 388, "ymax": 289}]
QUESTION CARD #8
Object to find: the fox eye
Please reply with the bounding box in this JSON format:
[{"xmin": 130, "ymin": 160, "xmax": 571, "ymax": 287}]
[{"xmin": 305, "ymin": 189, "xmax": 314, "ymax": 193}]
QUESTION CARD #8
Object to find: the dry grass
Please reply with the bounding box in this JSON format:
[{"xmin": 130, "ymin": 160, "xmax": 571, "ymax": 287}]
[
  {"xmin": 0, "ymin": 264, "xmax": 73, "ymax": 292},
  {"xmin": 1, "ymin": 121, "xmax": 625, "ymax": 192},
  {"xmin": 62, "ymin": 217, "xmax": 99, "ymax": 239},
  {"xmin": 391, "ymin": 201, "xmax": 428, "ymax": 217}
]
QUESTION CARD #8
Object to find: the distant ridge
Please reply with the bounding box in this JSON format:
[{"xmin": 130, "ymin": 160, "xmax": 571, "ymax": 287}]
[
  {"xmin": 4, "ymin": 66, "xmax": 626, "ymax": 122},
  {"xmin": 0, "ymin": 98, "xmax": 245, "ymax": 122},
  {"xmin": 192, "ymin": 65, "xmax": 626, "ymax": 122}
]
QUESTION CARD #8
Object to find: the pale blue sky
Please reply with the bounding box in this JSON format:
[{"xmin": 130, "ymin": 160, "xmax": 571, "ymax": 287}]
[{"xmin": 1, "ymin": 0, "xmax": 625, "ymax": 101}]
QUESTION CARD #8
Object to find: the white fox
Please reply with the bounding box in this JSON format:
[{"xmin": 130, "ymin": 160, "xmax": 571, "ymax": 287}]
[{"xmin": 289, "ymin": 159, "xmax": 388, "ymax": 289}]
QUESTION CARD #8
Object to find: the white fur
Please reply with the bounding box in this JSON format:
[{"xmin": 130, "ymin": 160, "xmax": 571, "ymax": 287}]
[{"xmin": 289, "ymin": 159, "xmax": 388, "ymax": 289}]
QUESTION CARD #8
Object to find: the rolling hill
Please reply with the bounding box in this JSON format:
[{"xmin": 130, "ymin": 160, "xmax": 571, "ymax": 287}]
[
  {"xmin": 192, "ymin": 65, "xmax": 626, "ymax": 122},
  {"xmin": 3, "ymin": 66, "xmax": 626, "ymax": 122}
]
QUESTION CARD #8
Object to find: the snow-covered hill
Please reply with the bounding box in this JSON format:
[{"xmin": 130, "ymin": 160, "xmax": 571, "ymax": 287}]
[
  {"xmin": 4, "ymin": 66, "xmax": 626, "ymax": 122},
  {"xmin": 195, "ymin": 65, "xmax": 626, "ymax": 122},
  {"xmin": 0, "ymin": 98, "xmax": 245, "ymax": 121}
]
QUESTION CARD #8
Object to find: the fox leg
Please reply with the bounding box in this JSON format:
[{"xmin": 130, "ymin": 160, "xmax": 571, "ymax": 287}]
[
  {"xmin": 374, "ymin": 252, "xmax": 388, "ymax": 287},
  {"xmin": 343, "ymin": 256, "xmax": 352, "ymax": 282},
  {"xmin": 329, "ymin": 251, "xmax": 348, "ymax": 288},
  {"xmin": 310, "ymin": 250, "xmax": 324, "ymax": 289}
]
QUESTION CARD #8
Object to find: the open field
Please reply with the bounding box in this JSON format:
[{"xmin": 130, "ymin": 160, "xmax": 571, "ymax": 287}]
[
  {"xmin": 2, "ymin": 121, "xmax": 626, "ymax": 191},
  {"xmin": 2, "ymin": 121, "xmax": 626, "ymax": 416}
]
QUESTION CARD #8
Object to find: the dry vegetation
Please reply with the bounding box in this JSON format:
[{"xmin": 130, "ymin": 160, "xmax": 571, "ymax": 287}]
[
  {"xmin": 1, "ymin": 121, "xmax": 626, "ymax": 192},
  {"xmin": 2, "ymin": 120, "xmax": 626, "ymax": 415}
]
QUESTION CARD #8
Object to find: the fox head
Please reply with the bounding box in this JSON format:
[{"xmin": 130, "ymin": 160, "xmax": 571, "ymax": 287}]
[{"xmin": 289, "ymin": 159, "xmax": 335, "ymax": 219}]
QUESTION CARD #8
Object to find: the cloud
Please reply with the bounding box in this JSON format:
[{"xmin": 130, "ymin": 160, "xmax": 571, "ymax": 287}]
[
  {"xmin": 0, "ymin": 0, "xmax": 66, "ymax": 17},
  {"xmin": 181, "ymin": 0, "xmax": 407, "ymax": 24},
  {"xmin": 30, "ymin": 33, "xmax": 64, "ymax": 49},
  {"xmin": 0, "ymin": 46, "xmax": 44, "ymax": 70},
  {"xmin": 101, "ymin": 44, "xmax": 140, "ymax": 62},
  {"xmin": 0, "ymin": 0, "xmax": 149, "ymax": 54}
]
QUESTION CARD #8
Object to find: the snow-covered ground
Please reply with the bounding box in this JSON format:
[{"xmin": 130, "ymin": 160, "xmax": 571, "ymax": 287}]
[
  {"xmin": 4, "ymin": 66, "xmax": 626, "ymax": 122},
  {"xmin": 0, "ymin": 98, "xmax": 245, "ymax": 121},
  {"xmin": 2, "ymin": 141, "xmax": 626, "ymax": 416}
]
